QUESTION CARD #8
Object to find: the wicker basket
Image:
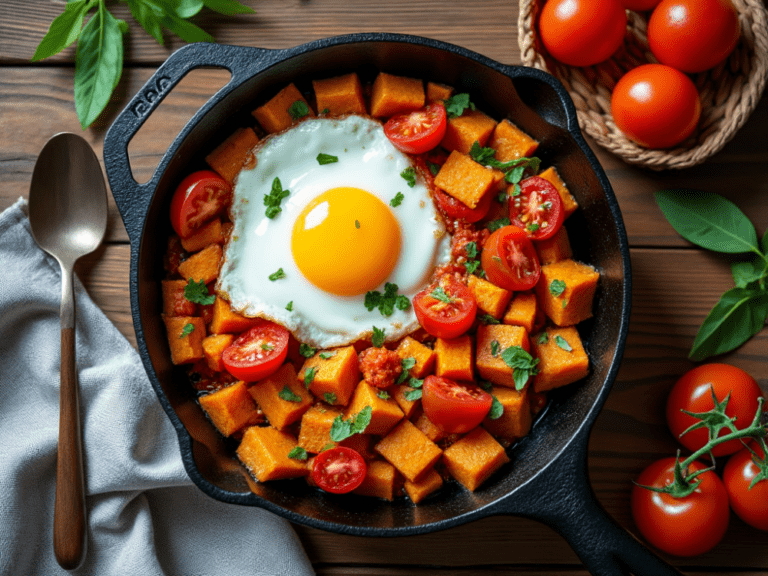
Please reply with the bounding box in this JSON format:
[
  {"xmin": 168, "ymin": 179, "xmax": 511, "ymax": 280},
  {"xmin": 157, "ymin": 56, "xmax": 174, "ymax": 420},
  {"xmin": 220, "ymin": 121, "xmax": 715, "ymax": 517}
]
[{"xmin": 518, "ymin": 0, "xmax": 768, "ymax": 170}]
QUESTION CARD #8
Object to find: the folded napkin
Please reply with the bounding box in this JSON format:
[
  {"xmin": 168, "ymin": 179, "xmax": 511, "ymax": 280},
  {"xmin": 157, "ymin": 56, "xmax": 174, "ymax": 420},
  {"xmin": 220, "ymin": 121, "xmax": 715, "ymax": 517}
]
[{"xmin": 0, "ymin": 198, "xmax": 315, "ymax": 576}]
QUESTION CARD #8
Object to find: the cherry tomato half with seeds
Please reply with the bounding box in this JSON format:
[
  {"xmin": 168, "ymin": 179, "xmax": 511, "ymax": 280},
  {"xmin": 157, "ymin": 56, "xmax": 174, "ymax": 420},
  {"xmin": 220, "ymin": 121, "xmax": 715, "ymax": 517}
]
[
  {"xmin": 481, "ymin": 225, "xmax": 541, "ymax": 291},
  {"xmin": 508, "ymin": 176, "xmax": 564, "ymax": 240},
  {"xmin": 631, "ymin": 457, "xmax": 729, "ymax": 557},
  {"xmin": 722, "ymin": 443, "xmax": 768, "ymax": 531},
  {"xmin": 422, "ymin": 375, "xmax": 493, "ymax": 434},
  {"xmin": 221, "ymin": 320, "xmax": 289, "ymax": 382},
  {"xmin": 413, "ymin": 275, "xmax": 477, "ymax": 339},
  {"xmin": 312, "ymin": 446, "xmax": 367, "ymax": 494},
  {"xmin": 433, "ymin": 187, "xmax": 493, "ymax": 223},
  {"xmin": 666, "ymin": 363, "xmax": 763, "ymax": 457},
  {"xmin": 170, "ymin": 170, "xmax": 232, "ymax": 238},
  {"xmin": 383, "ymin": 102, "xmax": 448, "ymax": 155}
]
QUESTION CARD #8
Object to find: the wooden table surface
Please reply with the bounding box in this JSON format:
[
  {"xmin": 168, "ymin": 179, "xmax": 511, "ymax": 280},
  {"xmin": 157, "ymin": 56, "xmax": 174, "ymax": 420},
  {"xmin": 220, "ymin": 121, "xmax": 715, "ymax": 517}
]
[{"xmin": 2, "ymin": 1, "xmax": 767, "ymax": 575}]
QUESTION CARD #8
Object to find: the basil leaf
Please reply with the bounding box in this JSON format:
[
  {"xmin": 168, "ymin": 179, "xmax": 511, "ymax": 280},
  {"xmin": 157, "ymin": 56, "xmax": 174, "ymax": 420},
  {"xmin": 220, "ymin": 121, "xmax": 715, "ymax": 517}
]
[
  {"xmin": 278, "ymin": 386, "xmax": 302, "ymax": 403},
  {"xmin": 689, "ymin": 287, "xmax": 768, "ymax": 361},
  {"xmin": 762, "ymin": 229, "xmax": 768, "ymax": 254},
  {"xmin": 32, "ymin": 0, "xmax": 91, "ymax": 61},
  {"xmin": 74, "ymin": 4, "xmax": 126, "ymax": 129},
  {"xmin": 488, "ymin": 395, "xmax": 504, "ymax": 420},
  {"xmin": 174, "ymin": 0, "xmax": 204, "ymax": 18},
  {"xmin": 202, "ymin": 0, "xmax": 256, "ymax": 15},
  {"xmin": 157, "ymin": 1, "xmax": 214, "ymax": 43},
  {"xmin": 731, "ymin": 257, "xmax": 766, "ymax": 289},
  {"xmin": 329, "ymin": 406, "xmax": 372, "ymax": 442},
  {"xmin": 125, "ymin": 0, "xmax": 165, "ymax": 44},
  {"xmin": 655, "ymin": 190, "xmax": 759, "ymax": 254},
  {"xmin": 287, "ymin": 446, "xmax": 308, "ymax": 461}
]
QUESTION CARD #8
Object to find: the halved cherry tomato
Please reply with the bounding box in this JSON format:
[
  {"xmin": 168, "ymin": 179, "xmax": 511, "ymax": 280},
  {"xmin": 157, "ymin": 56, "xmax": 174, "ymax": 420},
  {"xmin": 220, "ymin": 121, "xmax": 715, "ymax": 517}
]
[
  {"xmin": 170, "ymin": 170, "xmax": 232, "ymax": 238},
  {"xmin": 508, "ymin": 176, "xmax": 564, "ymax": 240},
  {"xmin": 722, "ymin": 443, "xmax": 768, "ymax": 531},
  {"xmin": 312, "ymin": 446, "xmax": 367, "ymax": 494},
  {"xmin": 481, "ymin": 225, "xmax": 541, "ymax": 291},
  {"xmin": 422, "ymin": 375, "xmax": 493, "ymax": 434},
  {"xmin": 413, "ymin": 275, "xmax": 477, "ymax": 339},
  {"xmin": 433, "ymin": 187, "xmax": 492, "ymax": 223},
  {"xmin": 383, "ymin": 103, "xmax": 448, "ymax": 154},
  {"xmin": 221, "ymin": 320, "xmax": 289, "ymax": 382}
]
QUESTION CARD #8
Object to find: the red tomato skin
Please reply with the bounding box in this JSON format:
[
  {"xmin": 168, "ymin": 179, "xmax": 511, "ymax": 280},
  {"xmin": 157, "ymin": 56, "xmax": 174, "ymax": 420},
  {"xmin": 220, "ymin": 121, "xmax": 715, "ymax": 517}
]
[
  {"xmin": 611, "ymin": 64, "xmax": 700, "ymax": 149},
  {"xmin": 170, "ymin": 170, "xmax": 232, "ymax": 238},
  {"xmin": 481, "ymin": 225, "xmax": 541, "ymax": 291},
  {"xmin": 648, "ymin": 0, "xmax": 740, "ymax": 73},
  {"xmin": 422, "ymin": 376, "xmax": 493, "ymax": 434},
  {"xmin": 433, "ymin": 187, "xmax": 492, "ymax": 223},
  {"xmin": 666, "ymin": 363, "xmax": 763, "ymax": 457},
  {"xmin": 631, "ymin": 457, "xmax": 729, "ymax": 557},
  {"xmin": 221, "ymin": 321, "xmax": 289, "ymax": 382},
  {"xmin": 312, "ymin": 447, "xmax": 367, "ymax": 494},
  {"xmin": 508, "ymin": 176, "xmax": 565, "ymax": 241},
  {"xmin": 620, "ymin": 0, "xmax": 661, "ymax": 10},
  {"xmin": 383, "ymin": 103, "xmax": 448, "ymax": 154},
  {"xmin": 538, "ymin": 0, "xmax": 627, "ymax": 67},
  {"xmin": 723, "ymin": 443, "xmax": 768, "ymax": 531},
  {"xmin": 413, "ymin": 277, "xmax": 477, "ymax": 339}
]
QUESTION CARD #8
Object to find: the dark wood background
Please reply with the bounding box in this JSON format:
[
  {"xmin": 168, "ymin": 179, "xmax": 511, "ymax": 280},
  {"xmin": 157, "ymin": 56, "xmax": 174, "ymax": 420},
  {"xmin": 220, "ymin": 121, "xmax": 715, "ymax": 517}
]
[{"xmin": 1, "ymin": 1, "xmax": 766, "ymax": 574}]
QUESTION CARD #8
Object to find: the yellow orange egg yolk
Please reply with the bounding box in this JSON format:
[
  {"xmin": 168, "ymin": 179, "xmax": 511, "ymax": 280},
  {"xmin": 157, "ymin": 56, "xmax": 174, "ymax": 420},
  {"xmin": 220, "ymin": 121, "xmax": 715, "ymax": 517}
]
[{"xmin": 291, "ymin": 187, "xmax": 401, "ymax": 296}]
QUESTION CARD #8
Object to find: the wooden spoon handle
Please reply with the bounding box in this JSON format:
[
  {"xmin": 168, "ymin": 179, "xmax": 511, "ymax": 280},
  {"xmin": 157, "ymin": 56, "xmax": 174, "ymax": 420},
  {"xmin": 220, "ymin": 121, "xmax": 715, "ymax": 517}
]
[{"xmin": 53, "ymin": 326, "xmax": 87, "ymax": 570}]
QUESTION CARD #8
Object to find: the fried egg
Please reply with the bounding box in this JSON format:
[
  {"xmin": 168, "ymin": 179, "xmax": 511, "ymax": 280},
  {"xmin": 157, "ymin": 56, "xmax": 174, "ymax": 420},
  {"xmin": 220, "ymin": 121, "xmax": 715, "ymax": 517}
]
[{"xmin": 217, "ymin": 115, "xmax": 451, "ymax": 348}]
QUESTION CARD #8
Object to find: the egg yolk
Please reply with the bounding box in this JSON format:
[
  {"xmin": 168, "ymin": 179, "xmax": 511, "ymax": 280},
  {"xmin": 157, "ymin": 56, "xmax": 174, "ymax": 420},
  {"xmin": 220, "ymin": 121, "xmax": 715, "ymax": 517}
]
[{"xmin": 291, "ymin": 187, "xmax": 401, "ymax": 296}]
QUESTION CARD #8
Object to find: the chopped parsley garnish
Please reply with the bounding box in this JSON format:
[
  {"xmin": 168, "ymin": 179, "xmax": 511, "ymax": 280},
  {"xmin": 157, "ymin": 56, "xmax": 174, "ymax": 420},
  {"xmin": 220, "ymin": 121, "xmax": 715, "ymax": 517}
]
[
  {"xmin": 500, "ymin": 345, "xmax": 540, "ymax": 390},
  {"xmin": 526, "ymin": 223, "xmax": 540, "ymax": 233},
  {"xmin": 320, "ymin": 442, "xmax": 335, "ymax": 452},
  {"xmin": 486, "ymin": 217, "xmax": 511, "ymax": 232},
  {"xmin": 377, "ymin": 390, "xmax": 391, "ymax": 400},
  {"xmin": 444, "ymin": 93, "xmax": 475, "ymax": 118},
  {"xmin": 319, "ymin": 351, "xmax": 336, "ymax": 360},
  {"xmin": 365, "ymin": 282, "xmax": 411, "ymax": 316},
  {"xmin": 427, "ymin": 160, "xmax": 440, "ymax": 176},
  {"xmin": 396, "ymin": 357, "xmax": 417, "ymax": 384},
  {"xmin": 287, "ymin": 446, "xmax": 308, "ymax": 461},
  {"xmin": 429, "ymin": 286, "xmax": 455, "ymax": 304},
  {"xmin": 490, "ymin": 340, "xmax": 501, "ymax": 357},
  {"xmin": 285, "ymin": 301, "xmax": 293, "ymax": 311},
  {"xmin": 478, "ymin": 380, "xmax": 493, "ymax": 391},
  {"xmin": 355, "ymin": 219, "xmax": 361, "ymax": 229},
  {"xmin": 261, "ymin": 343, "xmax": 275, "ymax": 351},
  {"xmin": 269, "ymin": 268, "xmax": 286, "ymax": 281},
  {"xmin": 324, "ymin": 392, "xmax": 337, "ymax": 404},
  {"xmin": 303, "ymin": 366, "xmax": 318, "ymax": 387},
  {"xmin": 371, "ymin": 326, "xmax": 386, "ymax": 348},
  {"xmin": 288, "ymin": 99, "xmax": 310, "ymax": 120},
  {"xmin": 537, "ymin": 332, "xmax": 549, "ymax": 345},
  {"xmin": 329, "ymin": 405, "xmax": 372, "ymax": 442},
  {"xmin": 555, "ymin": 335, "xmax": 573, "ymax": 351},
  {"xmin": 179, "ymin": 323, "xmax": 195, "ymax": 338},
  {"xmin": 403, "ymin": 387, "xmax": 422, "ymax": 401},
  {"xmin": 184, "ymin": 278, "xmax": 215, "ymax": 306},
  {"xmin": 465, "ymin": 241, "xmax": 478, "ymax": 259},
  {"xmin": 462, "ymin": 241, "xmax": 483, "ymax": 276},
  {"xmin": 488, "ymin": 395, "xmax": 504, "ymax": 420},
  {"xmin": 497, "ymin": 190, "xmax": 508, "ymax": 202},
  {"xmin": 299, "ymin": 343, "xmax": 316, "ymax": 358},
  {"xmin": 264, "ymin": 177, "xmax": 290, "ymax": 219},
  {"xmin": 316, "ymin": 153, "xmax": 338, "ymax": 165},
  {"xmin": 390, "ymin": 191, "xmax": 405, "ymax": 207},
  {"xmin": 400, "ymin": 167, "xmax": 417, "ymax": 188},
  {"xmin": 278, "ymin": 386, "xmax": 302, "ymax": 402},
  {"xmin": 479, "ymin": 314, "xmax": 501, "ymax": 325},
  {"xmin": 549, "ymin": 279, "xmax": 566, "ymax": 297}
]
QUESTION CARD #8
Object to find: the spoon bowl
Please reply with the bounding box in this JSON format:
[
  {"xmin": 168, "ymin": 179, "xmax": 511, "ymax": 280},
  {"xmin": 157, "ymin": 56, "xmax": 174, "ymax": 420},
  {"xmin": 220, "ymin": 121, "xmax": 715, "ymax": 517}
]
[{"xmin": 29, "ymin": 132, "xmax": 107, "ymax": 571}]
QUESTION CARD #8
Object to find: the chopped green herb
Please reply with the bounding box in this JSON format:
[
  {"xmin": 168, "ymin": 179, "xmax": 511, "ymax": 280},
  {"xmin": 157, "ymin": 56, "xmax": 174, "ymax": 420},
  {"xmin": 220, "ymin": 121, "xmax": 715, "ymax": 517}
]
[
  {"xmin": 324, "ymin": 392, "xmax": 337, "ymax": 404},
  {"xmin": 355, "ymin": 219, "xmax": 361, "ymax": 229},
  {"xmin": 329, "ymin": 405, "xmax": 372, "ymax": 442},
  {"xmin": 489, "ymin": 395, "xmax": 504, "ymax": 420},
  {"xmin": 555, "ymin": 335, "xmax": 573, "ymax": 351},
  {"xmin": 408, "ymin": 377, "xmax": 424, "ymax": 389},
  {"xmin": 403, "ymin": 387, "xmax": 423, "ymax": 401},
  {"xmin": 479, "ymin": 314, "xmax": 501, "ymax": 325},
  {"xmin": 444, "ymin": 93, "xmax": 475, "ymax": 118},
  {"xmin": 429, "ymin": 286, "xmax": 455, "ymax": 304},
  {"xmin": 316, "ymin": 152, "xmax": 339, "ymax": 165},
  {"xmin": 319, "ymin": 351, "xmax": 336, "ymax": 360},
  {"xmin": 390, "ymin": 192, "xmax": 405, "ymax": 207},
  {"xmin": 465, "ymin": 241, "xmax": 478, "ymax": 259},
  {"xmin": 490, "ymin": 340, "xmax": 501, "ymax": 357},
  {"xmin": 377, "ymin": 390, "xmax": 391, "ymax": 400},
  {"xmin": 469, "ymin": 141, "xmax": 541, "ymax": 184},
  {"xmin": 287, "ymin": 446, "xmax": 308, "ymax": 461},
  {"xmin": 400, "ymin": 167, "xmax": 417, "ymax": 188},
  {"xmin": 478, "ymin": 380, "xmax": 493, "ymax": 391},
  {"xmin": 427, "ymin": 161, "xmax": 440, "ymax": 176},
  {"xmin": 537, "ymin": 332, "xmax": 549, "ymax": 345},
  {"xmin": 500, "ymin": 345, "xmax": 540, "ymax": 390},
  {"xmin": 365, "ymin": 282, "xmax": 411, "ymax": 316},
  {"xmin": 303, "ymin": 366, "xmax": 318, "ymax": 388},
  {"xmin": 486, "ymin": 217, "xmax": 511, "ymax": 232},
  {"xmin": 396, "ymin": 357, "xmax": 417, "ymax": 384},
  {"xmin": 562, "ymin": 299, "xmax": 569, "ymax": 309},
  {"xmin": 492, "ymin": 256, "xmax": 502, "ymax": 263},
  {"xmin": 179, "ymin": 323, "xmax": 195, "ymax": 338},
  {"xmin": 264, "ymin": 177, "xmax": 290, "ymax": 219},
  {"xmin": 497, "ymin": 191, "xmax": 508, "ymax": 203},
  {"xmin": 286, "ymin": 301, "xmax": 294, "ymax": 311},
  {"xmin": 549, "ymin": 279, "xmax": 566, "ymax": 297},
  {"xmin": 184, "ymin": 278, "xmax": 215, "ymax": 306},
  {"xmin": 371, "ymin": 326, "xmax": 386, "ymax": 348},
  {"xmin": 526, "ymin": 222, "xmax": 540, "ymax": 233},
  {"xmin": 278, "ymin": 386, "xmax": 302, "ymax": 402},
  {"xmin": 299, "ymin": 343, "xmax": 316, "ymax": 358},
  {"xmin": 261, "ymin": 343, "xmax": 275, "ymax": 351},
  {"xmin": 288, "ymin": 99, "xmax": 310, "ymax": 120},
  {"xmin": 465, "ymin": 259, "xmax": 482, "ymax": 276},
  {"xmin": 269, "ymin": 268, "xmax": 286, "ymax": 281},
  {"xmin": 320, "ymin": 442, "xmax": 336, "ymax": 452}
]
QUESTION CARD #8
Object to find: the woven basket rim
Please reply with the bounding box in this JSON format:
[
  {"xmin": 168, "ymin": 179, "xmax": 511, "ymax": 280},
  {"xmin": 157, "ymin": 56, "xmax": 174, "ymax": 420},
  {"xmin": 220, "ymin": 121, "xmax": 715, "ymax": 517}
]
[{"xmin": 518, "ymin": 0, "xmax": 768, "ymax": 170}]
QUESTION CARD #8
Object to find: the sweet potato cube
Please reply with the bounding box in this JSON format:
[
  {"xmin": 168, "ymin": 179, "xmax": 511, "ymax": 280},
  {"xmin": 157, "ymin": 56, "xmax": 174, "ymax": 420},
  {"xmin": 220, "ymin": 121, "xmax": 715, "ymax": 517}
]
[
  {"xmin": 298, "ymin": 345, "xmax": 360, "ymax": 406},
  {"xmin": 433, "ymin": 150, "xmax": 496, "ymax": 209},
  {"xmin": 180, "ymin": 218, "xmax": 224, "ymax": 253},
  {"xmin": 502, "ymin": 291, "xmax": 538, "ymax": 333},
  {"xmin": 488, "ymin": 119, "xmax": 539, "ymax": 162},
  {"xmin": 205, "ymin": 126, "xmax": 259, "ymax": 184},
  {"xmin": 413, "ymin": 411, "xmax": 450, "ymax": 444},
  {"xmin": 468, "ymin": 275, "xmax": 513, "ymax": 320},
  {"xmin": 535, "ymin": 259, "xmax": 600, "ymax": 326},
  {"xmin": 164, "ymin": 315, "xmax": 205, "ymax": 364},
  {"xmin": 440, "ymin": 109, "xmax": 497, "ymax": 155},
  {"xmin": 209, "ymin": 296, "xmax": 260, "ymax": 335},
  {"xmin": 252, "ymin": 83, "xmax": 315, "ymax": 134},
  {"xmin": 369, "ymin": 72, "xmax": 424, "ymax": 118},
  {"xmin": 344, "ymin": 381, "xmax": 404, "ymax": 436},
  {"xmin": 312, "ymin": 73, "xmax": 367, "ymax": 115},
  {"xmin": 531, "ymin": 326, "xmax": 589, "ymax": 392},
  {"xmin": 404, "ymin": 467, "xmax": 443, "ymax": 503},
  {"xmin": 539, "ymin": 166, "xmax": 578, "ymax": 219},
  {"xmin": 248, "ymin": 364, "xmax": 312, "ymax": 430},
  {"xmin": 391, "ymin": 384, "xmax": 421, "ymax": 419},
  {"xmin": 426, "ymin": 81, "xmax": 453, "ymax": 103},
  {"xmin": 199, "ymin": 380, "xmax": 260, "ymax": 437},
  {"xmin": 339, "ymin": 433, "xmax": 375, "ymax": 460},
  {"xmin": 202, "ymin": 333, "xmax": 234, "ymax": 371},
  {"xmin": 535, "ymin": 225, "xmax": 573, "ymax": 265},
  {"xmin": 237, "ymin": 426, "xmax": 309, "ymax": 481},
  {"xmin": 375, "ymin": 419, "xmax": 442, "ymax": 482},
  {"xmin": 434, "ymin": 335, "xmax": 474, "ymax": 382},
  {"xmin": 162, "ymin": 279, "xmax": 196, "ymax": 317},
  {"xmin": 177, "ymin": 243, "xmax": 222, "ymax": 285},
  {"xmin": 395, "ymin": 336, "xmax": 436, "ymax": 379},
  {"xmin": 475, "ymin": 324, "xmax": 530, "ymax": 388},
  {"xmin": 298, "ymin": 404, "xmax": 341, "ymax": 453},
  {"xmin": 353, "ymin": 459, "xmax": 399, "ymax": 500},
  {"xmin": 482, "ymin": 386, "xmax": 532, "ymax": 440},
  {"xmin": 443, "ymin": 426, "xmax": 509, "ymax": 491}
]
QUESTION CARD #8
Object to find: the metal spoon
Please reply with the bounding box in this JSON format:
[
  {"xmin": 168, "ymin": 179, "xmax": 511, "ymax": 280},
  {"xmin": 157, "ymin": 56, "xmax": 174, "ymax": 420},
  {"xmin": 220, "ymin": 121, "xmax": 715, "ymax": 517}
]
[{"xmin": 29, "ymin": 133, "xmax": 107, "ymax": 571}]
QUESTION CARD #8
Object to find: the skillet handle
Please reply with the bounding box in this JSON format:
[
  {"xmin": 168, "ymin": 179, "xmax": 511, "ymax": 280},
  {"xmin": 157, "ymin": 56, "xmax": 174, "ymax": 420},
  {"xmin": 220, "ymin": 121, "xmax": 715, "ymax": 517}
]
[{"xmin": 103, "ymin": 43, "xmax": 273, "ymax": 242}]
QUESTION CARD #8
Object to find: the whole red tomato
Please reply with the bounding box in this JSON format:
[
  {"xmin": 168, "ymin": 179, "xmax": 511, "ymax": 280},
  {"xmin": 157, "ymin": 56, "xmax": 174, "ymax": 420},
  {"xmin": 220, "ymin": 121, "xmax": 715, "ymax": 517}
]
[
  {"xmin": 666, "ymin": 363, "xmax": 764, "ymax": 457},
  {"xmin": 631, "ymin": 457, "xmax": 729, "ymax": 556},
  {"xmin": 648, "ymin": 0, "xmax": 740, "ymax": 73},
  {"xmin": 722, "ymin": 443, "xmax": 768, "ymax": 531},
  {"xmin": 611, "ymin": 64, "xmax": 700, "ymax": 149},
  {"xmin": 538, "ymin": 0, "xmax": 627, "ymax": 67}
]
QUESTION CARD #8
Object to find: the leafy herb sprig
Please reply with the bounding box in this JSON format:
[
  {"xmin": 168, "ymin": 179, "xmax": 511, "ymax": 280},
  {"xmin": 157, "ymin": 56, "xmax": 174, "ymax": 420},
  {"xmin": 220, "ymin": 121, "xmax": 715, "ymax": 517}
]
[
  {"xmin": 32, "ymin": 0, "xmax": 254, "ymax": 129},
  {"xmin": 655, "ymin": 190, "xmax": 768, "ymax": 361}
]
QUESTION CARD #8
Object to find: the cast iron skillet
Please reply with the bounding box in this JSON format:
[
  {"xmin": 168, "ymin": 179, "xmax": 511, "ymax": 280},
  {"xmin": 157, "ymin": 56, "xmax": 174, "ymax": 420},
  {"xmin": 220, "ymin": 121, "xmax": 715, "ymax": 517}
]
[{"xmin": 103, "ymin": 33, "xmax": 681, "ymax": 576}]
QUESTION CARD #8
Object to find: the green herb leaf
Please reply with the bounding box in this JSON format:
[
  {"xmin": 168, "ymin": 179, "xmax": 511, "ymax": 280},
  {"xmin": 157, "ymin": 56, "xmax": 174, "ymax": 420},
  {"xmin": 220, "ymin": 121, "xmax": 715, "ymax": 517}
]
[
  {"xmin": 279, "ymin": 386, "xmax": 302, "ymax": 402},
  {"xmin": 396, "ymin": 357, "xmax": 417, "ymax": 384},
  {"xmin": 299, "ymin": 343, "xmax": 316, "ymax": 358},
  {"xmin": 365, "ymin": 283, "xmax": 410, "ymax": 316},
  {"xmin": 537, "ymin": 332, "xmax": 548, "ymax": 345},
  {"xmin": 409, "ymin": 377, "xmax": 424, "ymax": 389},
  {"xmin": 329, "ymin": 405, "xmax": 372, "ymax": 442},
  {"xmin": 486, "ymin": 217, "xmax": 511, "ymax": 232},
  {"xmin": 269, "ymin": 268, "xmax": 286, "ymax": 281},
  {"xmin": 427, "ymin": 161, "xmax": 440, "ymax": 176},
  {"xmin": 126, "ymin": 0, "xmax": 165, "ymax": 44},
  {"xmin": 377, "ymin": 390, "xmax": 391, "ymax": 400},
  {"xmin": 174, "ymin": 0, "xmax": 204, "ymax": 19},
  {"xmin": 490, "ymin": 340, "xmax": 501, "ymax": 357},
  {"xmin": 549, "ymin": 279, "xmax": 566, "ymax": 297},
  {"xmin": 201, "ymin": 0, "xmax": 256, "ymax": 15},
  {"xmin": 288, "ymin": 100, "xmax": 310, "ymax": 120},
  {"xmin": 554, "ymin": 335, "xmax": 573, "ymax": 351},
  {"xmin": 429, "ymin": 286, "xmax": 455, "ymax": 304},
  {"xmin": 655, "ymin": 190, "xmax": 759, "ymax": 254},
  {"xmin": 183, "ymin": 278, "xmax": 215, "ymax": 305},
  {"xmin": 264, "ymin": 177, "xmax": 290, "ymax": 218},
  {"xmin": 400, "ymin": 167, "xmax": 417, "ymax": 188},
  {"xmin": 500, "ymin": 345, "xmax": 539, "ymax": 390},
  {"xmin": 317, "ymin": 153, "xmax": 339, "ymax": 165},
  {"xmin": 31, "ymin": 0, "xmax": 91, "ymax": 61},
  {"xmin": 303, "ymin": 366, "xmax": 318, "ymax": 388},
  {"xmin": 689, "ymin": 287, "xmax": 768, "ymax": 361},
  {"xmin": 157, "ymin": 2, "xmax": 213, "ymax": 43},
  {"xmin": 324, "ymin": 392, "xmax": 337, "ymax": 404},
  {"xmin": 390, "ymin": 192, "xmax": 405, "ymax": 207},
  {"xmin": 261, "ymin": 343, "xmax": 274, "ymax": 351},
  {"xmin": 319, "ymin": 351, "xmax": 336, "ymax": 360},
  {"xmin": 287, "ymin": 446, "xmax": 308, "ymax": 461},
  {"xmin": 489, "ymin": 395, "xmax": 504, "ymax": 420},
  {"xmin": 444, "ymin": 93, "xmax": 475, "ymax": 118},
  {"xmin": 179, "ymin": 322, "xmax": 195, "ymax": 338},
  {"xmin": 479, "ymin": 314, "xmax": 500, "ymax": 325},
  {"xmin": 465, "ymin": 241, "xmax": 478, "ymax": 259},
  {"xmin": 732, "ymin": 257, "xmax": 766, "ymax": 289},
  {"xmin": 285, "ymin": 301, "xmax": 294, "ymax": 311},
  {"xmin": 371, "ymin": 326, "xmax": 386, "ymax": 348},
  {"xmin": 355, "ymin": 219, "xmax": 361, "ymax": 229},
  {"xmin": 403, "ymin": 387, "xmax": 422, "ymax": 401}
]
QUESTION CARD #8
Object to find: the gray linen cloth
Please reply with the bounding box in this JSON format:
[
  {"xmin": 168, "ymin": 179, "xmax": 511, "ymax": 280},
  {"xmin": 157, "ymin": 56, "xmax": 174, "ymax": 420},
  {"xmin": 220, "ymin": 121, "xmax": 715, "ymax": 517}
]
[{"xmin": 0, "ymin": 198, "xmax": 315, "ymax": 576}]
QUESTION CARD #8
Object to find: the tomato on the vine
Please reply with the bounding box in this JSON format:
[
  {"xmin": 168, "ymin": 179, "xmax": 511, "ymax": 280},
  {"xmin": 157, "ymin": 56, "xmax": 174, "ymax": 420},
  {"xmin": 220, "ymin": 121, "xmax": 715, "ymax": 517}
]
[
  {"xmin": 631, "ymin": 457, "xmax": 730, "ymax": 556},
  {"xmin": 481, "ymin": 225, "xmax": 541, "ymax": 291},
  {"xmin": 538, "ymin": 0, "xmax": 627, "ymax": 67},
  {"xmin": 170, "ymin": 170, "xmax": 231, "ymax": 238},
  {"xmin": 508, "ymin": 176, "xmax": 564, "ymax": 241},
  {"xmin": 413, "ymin": 275, "xmax": 477, "ymax": 339},
  {"xmin": 722, "ymin": 443, "xmax": 768, "ymax": 531},
  {"xmin": 666, "ymin": 363, "xmax": 764, "ymax": 457},
  {"xmin": 383, "ymin": 102, "xmax": 448, "ymax": 154},
  {"xmin": 422, "ymin": 375, "xmax": 493, "ymax": 434},
  {"xmin": 312, "ymin": 446, "xmax": 367, "ymax": 494},
  {"xmin": 221, "ymin": 320, "xmax": 289, "ymax": 382}
]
